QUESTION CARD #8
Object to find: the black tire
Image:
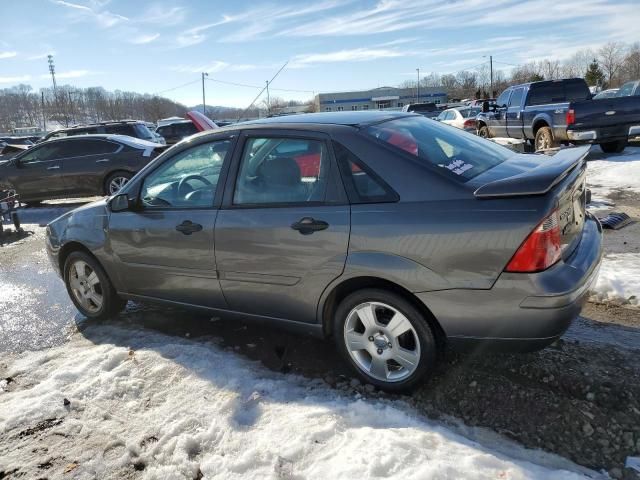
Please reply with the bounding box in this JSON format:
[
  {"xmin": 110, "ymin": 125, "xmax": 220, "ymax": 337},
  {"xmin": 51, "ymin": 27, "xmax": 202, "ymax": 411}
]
[
  {"xmin": 534, "ymin": 126, "xmax": 558, "ymax": 151},
  {"xmin": 104, "ymin": 171, "xmax": 133, "ymax": 196},
  {"xmin": 599, "ymin": 140, "xmax": 627, "ymax": 154},
  {"xmin": 63, "ymin": 250, "xmax": 127, "ymax": 320},
  {"xmin": 333, "ymin": 288, "xmax": 437, "ymax": 392},
  {"xmin": 478, "ymin": 125, "xmax": 491, "ymax": 138}
]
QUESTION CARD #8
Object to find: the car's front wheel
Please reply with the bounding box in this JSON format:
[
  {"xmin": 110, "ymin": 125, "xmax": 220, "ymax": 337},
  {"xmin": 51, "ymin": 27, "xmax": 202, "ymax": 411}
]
[
  {"xmin": 334, "ymin": 289, "xmax": 437, "ymax": 392},
  {"xmin": 64, "ymin": 251, "xmax": 127, "ymax": 320}
]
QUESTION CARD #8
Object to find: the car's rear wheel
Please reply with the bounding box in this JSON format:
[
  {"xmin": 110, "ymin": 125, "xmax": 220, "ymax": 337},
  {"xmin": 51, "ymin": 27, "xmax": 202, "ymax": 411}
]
[
  {"xmin": 104, "ymin": 171, "xmax": 133, "ymax": 196},
  {"xmin": 534, "ymin": 126, "xmax": 558, "ymax": 151},
  {"xmin": 64, "ymin": 251, "xmax": 126, "ymax": 320},
  {"xmin": 478, "ymin": 125, "xmax": 490, "ymax": 138},
  {"xmin": 334, "ymin": 289, "xmax": 437, "ymax": 392},
  {"xmin": 599, "ymin": 140, "xmax": 627, "ymax": 154}
]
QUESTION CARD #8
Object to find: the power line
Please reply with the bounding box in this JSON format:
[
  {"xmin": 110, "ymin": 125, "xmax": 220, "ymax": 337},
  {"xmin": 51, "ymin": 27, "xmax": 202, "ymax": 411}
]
[
  {"xmin": 237, "ymin": 61, "xmax": 289, "ymax": 122},
  {"xmin": 205, "ymin": 77, "xmax": 315, "ymax": 94},
  {"xmin": 153, "ymin": 79, "xmax": 200, "ymax": 96}
]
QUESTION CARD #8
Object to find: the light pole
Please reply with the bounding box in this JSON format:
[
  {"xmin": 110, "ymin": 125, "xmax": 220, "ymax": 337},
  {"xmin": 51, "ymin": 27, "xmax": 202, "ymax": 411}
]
[
  {"xmin": 201, "ymin": 72, "xmax": 208, "ymax": 115},
  {"xmin": 416, "ymin": 68, "xmax": 420, "ymax": 103},
  {"xmin": 482, "ymin": 55, "xmax": 494, "ymax": 97}
]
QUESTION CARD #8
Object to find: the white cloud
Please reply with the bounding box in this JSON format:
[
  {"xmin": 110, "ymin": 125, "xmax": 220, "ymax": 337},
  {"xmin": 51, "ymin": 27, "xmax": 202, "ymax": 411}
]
[
  {"xmin": 51, "ymin": 0, "xmax": 129, "ymax": 28},
  {"xmin": 130, "ymin": 33, "xmax": 160, "ymax": 44},
  {"xmin": 0, "ymin": 51, "xmax": 17, "ymax": 59},
  {"xmin": 139, "ymin": 5, "xmax": 187, "ymax": 26},
  {"xmin": 0, "ymin": 75, "xmax": 31, "ymax": 83},
  {"xmin": 39, "ymin": 69, "xmax": 91, "ymax": 79},
  {"xmin": 291, "ymin": 48, "xmax": 404, "ymax": 68}
]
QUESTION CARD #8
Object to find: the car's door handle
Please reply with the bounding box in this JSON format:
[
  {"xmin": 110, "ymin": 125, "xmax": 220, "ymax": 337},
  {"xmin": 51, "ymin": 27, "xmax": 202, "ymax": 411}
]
[
  {"xmin": 175, "ymin": 220, "xmax": 203, "ymax": 235},
  {"xmin": 95, "ymin": 158, "xmax": 110, "ymax": 163},
  {"xmin": 291, "ymin": 217, "xmax": 329, "ymax": 235},
  {"xmin": 46, "ymin": 165, "xmax": 60, "ymax": 170}
]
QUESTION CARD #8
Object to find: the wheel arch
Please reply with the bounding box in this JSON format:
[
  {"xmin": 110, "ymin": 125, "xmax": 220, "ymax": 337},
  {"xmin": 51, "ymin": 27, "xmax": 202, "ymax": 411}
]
[
  {"xmin": 532, "ymin": 117, "xmax": 550, "ymax": 135},
  {"xmin": 103, "ymin": 169, "xmax": 136, "ymax": 194},
  {"xmin": 320, "ymin": 275, "xmax": 447, "ymax": 350},
  {"xmin": 58, "ymin": 241, "xmax": 98, "ymax": 275}
]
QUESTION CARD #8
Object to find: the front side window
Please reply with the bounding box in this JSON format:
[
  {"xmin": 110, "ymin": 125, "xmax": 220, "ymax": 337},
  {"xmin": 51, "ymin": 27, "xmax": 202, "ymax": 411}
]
[
  {"xmin": 18, "ymin": 143, "xmax": 63, "ymax": 164},
  {"xmin": 140, "ymin": 140, "xmax": 231, "ymax": 208},
  {"xmin": 365, "ymin": 116, "xmax": 512, "ymax": 182},
  {"xmin": 496, "ymin": 90, "xmax": 511, "ymax": 108},
  {"xmin": 234, "ymin": 137, "xmax": 329, "ymax": 205},
  {"xmin": 106, "ymin": 124, "xmax": 134, "ymax": 136}
]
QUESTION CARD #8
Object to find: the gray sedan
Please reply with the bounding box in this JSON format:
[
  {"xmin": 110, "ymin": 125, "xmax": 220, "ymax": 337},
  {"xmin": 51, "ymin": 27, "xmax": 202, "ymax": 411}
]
[{"xmin": 45, "ymin": 112, "xmax": 603, "ymax": 391}]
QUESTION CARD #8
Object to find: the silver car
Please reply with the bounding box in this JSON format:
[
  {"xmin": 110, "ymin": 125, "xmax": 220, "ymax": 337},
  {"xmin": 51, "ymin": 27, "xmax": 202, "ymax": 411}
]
[{"xmin": 46, "ymin": 112, "xmax": 603, "ymax": 391}]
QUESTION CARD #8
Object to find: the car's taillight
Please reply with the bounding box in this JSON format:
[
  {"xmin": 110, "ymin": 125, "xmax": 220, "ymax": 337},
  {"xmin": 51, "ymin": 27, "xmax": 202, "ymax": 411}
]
[
  {"xmin": 566, "ymin": 108, "xmax": 575, "ymax": 126},
  {"xmin": 505, "ymin": 210, "xmax": 562, "ymax": 273},
  {"xmin": 463, "ymin": 119, "xmax": 476, "ymax": 128}
]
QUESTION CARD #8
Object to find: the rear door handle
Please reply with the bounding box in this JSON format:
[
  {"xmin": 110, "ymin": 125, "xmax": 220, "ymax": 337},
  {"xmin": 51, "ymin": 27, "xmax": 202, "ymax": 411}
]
[
  {"xmin": 175, "ymin": 220, "xmax": 203, "ymax": 235},
  {"xmin": 95, "ymin": 158, "xmax": 110, "ymax": 163},
  {"xmin": 291, "ymin": 217, "xmax": 329, "ymax": 235},
  {"xmin": 47, "ymin": 165, "xmax": 60, "ymax": 170}
]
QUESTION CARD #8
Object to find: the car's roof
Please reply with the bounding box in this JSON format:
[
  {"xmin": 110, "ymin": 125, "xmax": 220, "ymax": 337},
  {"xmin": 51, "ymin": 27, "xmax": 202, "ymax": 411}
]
[
  {"xmin": 43, "ymin": 133, "xmax": 159, "ymax": 149},
  {"xmin": 242, "ymin": 111, "xmax": 414, "ymax": 127}
]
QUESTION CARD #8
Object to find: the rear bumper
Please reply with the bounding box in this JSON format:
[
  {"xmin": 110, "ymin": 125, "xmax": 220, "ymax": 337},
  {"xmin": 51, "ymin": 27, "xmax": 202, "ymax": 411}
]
[
  {"xmin": 417, "ymin": 214, "xmax": 603, "ymax": 353},
  {"xmin": 567, "ymin": 124, "xmax": 640, "ymax": 143}
]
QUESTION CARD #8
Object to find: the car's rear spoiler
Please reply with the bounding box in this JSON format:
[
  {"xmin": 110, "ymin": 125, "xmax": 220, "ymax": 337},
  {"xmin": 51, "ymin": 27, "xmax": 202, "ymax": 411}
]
[{"xmin": 473, "ymin": 145, "xmax": 590, "ymax": 198}]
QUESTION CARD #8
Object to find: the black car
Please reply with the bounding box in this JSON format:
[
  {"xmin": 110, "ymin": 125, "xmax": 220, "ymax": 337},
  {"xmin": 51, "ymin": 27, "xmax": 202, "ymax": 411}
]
[
  {"xmin": 39, "ymin": 121, "xmax": 159, "ymax": 144},
  {"xmin": 0, "ymin": 135, "xmax": 165, "ymax": 202},
  {"xmin": 155, "ymin": 120, "xmax": 199, "ymax": 145}
]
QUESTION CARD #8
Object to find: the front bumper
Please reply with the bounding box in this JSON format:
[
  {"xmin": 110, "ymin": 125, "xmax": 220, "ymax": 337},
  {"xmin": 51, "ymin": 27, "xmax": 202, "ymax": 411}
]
[{"xmin": 417, "ymin": 214, "xmax": 603, "ymax": 352}]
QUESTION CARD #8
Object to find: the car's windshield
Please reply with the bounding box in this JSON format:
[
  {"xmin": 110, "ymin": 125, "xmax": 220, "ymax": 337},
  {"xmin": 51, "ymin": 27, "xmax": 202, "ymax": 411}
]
[
  {"xmin": 616, "ymin": 81, "xmax": 637, "ymax": 97},
  {"xmin": 365, "ymin": 116, "xmax": 512, "ymax": 181},
  {"xmin": 134, "ymin": 123, "xmax": 155, "ymax": 140}
]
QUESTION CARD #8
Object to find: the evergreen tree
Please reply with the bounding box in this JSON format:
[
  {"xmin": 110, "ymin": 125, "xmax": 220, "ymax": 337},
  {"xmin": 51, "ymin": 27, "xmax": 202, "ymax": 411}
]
[{"xmin": 585, "ymin": 59, "xmax": 605, "ymax": 87}]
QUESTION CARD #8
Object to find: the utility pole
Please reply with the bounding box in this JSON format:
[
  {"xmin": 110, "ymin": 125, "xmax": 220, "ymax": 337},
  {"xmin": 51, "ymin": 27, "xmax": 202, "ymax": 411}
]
[
  {"xmin": 201, "ymin": 72, "xmax": 208, "ymax": 115},
  {"xmin": 68, "ymin": 91, "xmax": 75, "ymax": 125},
  {"xmin": 41, "ymin": 91, "xmax": 47, "ymax": 132},
  {"xmin": 489, "ymin": 55, "xmax": 494, "ymax": 97},
  {"xmin": 265, "ymin": 80, "xmax": 270, "ymax": 116},
  {"xmin": 47, "ymin": 55, "xmax": 57, "ymax": 92},
  {"xmin": 416, "ymin": 68, "xmax": 420, "ymax": 103}
]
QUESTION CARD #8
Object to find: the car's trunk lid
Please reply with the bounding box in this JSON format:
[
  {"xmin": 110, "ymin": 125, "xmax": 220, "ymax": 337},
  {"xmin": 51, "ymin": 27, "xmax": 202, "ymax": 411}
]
[{"xmin": 471, "ymin": 146, "xmax": 589, "ymax": 258}]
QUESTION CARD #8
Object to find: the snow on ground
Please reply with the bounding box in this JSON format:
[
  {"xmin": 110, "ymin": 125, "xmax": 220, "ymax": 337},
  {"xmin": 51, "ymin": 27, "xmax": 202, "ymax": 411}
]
[
  {"xmin": 591, "ymin": 253, "xmax": 640, "ymax": 307},
  {"xmin": 0, "ymin": 324, "xmax": 592, "ymax": 479},
  {"xmin": 587, "ymin": 146, "xmax": 640, "ymax": 201}
]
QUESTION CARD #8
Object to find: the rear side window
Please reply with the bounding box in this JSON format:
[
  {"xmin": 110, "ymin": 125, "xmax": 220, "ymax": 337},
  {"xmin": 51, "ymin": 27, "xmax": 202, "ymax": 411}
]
[
  {"xmin": 70, "ymin": 139, "xmax": 120, "ymax": 155},
  {"xmin": 365, "ymin": 116, "xmax": 512, "ymax": 182},
  {"xmin": 333, "ymin": 141, "xmax": 397, "ymax": 203},
  {"xmin": 176, "ymin": 122, "xmax": 198, "ymax": 135},
  {"xmin": 105, "ymin": 124, "xmax": 135, "ymax": 136},
  {"xmin": 528, "ymin": 82, "xmax": 564, "ymax": 105}
]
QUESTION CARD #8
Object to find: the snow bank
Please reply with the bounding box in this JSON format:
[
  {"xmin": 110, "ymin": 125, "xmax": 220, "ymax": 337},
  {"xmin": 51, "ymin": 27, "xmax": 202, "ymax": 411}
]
[
  {"xmin": 0, "ymin": 325, "xmax": 589, "ymax": 479},
  {"xmin": 587, "ymin": 147, "xmax": 640, "ymax": 200},
  {"xmin": 591, "ymin": 253, "xmax": 640, "ymax": 306}
]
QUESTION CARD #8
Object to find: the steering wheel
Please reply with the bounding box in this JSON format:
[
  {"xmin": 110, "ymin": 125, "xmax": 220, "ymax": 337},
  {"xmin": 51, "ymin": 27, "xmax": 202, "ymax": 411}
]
[{"xmin": 178, "ymin": 174, "xmax": 212, "ymax": 198}]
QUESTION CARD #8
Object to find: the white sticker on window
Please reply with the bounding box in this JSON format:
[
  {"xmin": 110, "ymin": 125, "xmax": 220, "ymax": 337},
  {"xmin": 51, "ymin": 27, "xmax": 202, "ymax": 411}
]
[{"xmin": 444, "ymin": 159, "xmax": 473, "ymax": 175}]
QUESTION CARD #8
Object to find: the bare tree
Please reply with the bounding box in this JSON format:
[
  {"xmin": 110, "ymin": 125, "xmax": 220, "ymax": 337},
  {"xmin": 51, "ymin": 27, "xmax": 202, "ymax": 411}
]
[{"xmin": 598, "ymin": 42, "xmax": 627, "ymax": 87}]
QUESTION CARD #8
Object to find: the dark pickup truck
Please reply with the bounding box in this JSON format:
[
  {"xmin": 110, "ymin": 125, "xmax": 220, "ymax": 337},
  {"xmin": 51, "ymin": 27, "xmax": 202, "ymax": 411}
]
[{"xmin": 477, "ymin": 78, "xmax": 640, "ymax": 153}]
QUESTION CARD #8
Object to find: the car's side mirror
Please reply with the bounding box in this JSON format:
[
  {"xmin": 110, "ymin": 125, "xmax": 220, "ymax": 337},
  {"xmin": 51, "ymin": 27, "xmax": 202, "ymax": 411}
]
[{"xmin": 110, "ymin": 193, "xmax": 134, "ymax": 212}]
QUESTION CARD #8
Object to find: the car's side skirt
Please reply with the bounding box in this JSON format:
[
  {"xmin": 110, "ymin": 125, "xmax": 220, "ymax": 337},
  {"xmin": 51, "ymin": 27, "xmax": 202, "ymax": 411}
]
[{"xmin": 119, "ymin": 292, "xmax": 325, "ymax": 338}]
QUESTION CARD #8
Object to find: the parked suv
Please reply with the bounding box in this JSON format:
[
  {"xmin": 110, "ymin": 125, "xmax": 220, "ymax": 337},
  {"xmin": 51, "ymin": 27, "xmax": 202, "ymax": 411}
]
[
  {"xmin": 476, "ymin": 78, "xmax": 640, "ymax": 153},
  {"xmin": 40, "ymin": 121, "xmax": 160, "ymax": 144},
  {"xmin": 0, "ymin": 135, "xmax": 164, "ymax": 202},
  {"xmin": 155, "ymin": 120, "xmax": 199, "ymax": 145},
  {"xmin": 45, "ymin": 112, "xmax": 602, "ymax": 391}
]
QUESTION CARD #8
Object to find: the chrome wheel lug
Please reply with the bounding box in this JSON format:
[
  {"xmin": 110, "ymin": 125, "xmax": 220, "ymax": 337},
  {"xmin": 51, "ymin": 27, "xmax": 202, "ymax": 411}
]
[
  {"xmin": 368, "ymin": 336, "xmax": 374, "ymax": 342},
  {"xmin": 377, "ymin": 348, "xmax": 383, "ymax": 355},
  {"xmin": 387, "ymin": 342, "xmax": 392, "ymax": 348}
]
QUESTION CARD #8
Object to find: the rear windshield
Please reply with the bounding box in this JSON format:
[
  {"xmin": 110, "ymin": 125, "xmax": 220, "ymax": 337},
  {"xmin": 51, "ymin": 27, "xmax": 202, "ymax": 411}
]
[
  {"xmin": 527, "ymin": 80, "xmax": 590, "ymax": 105},
  {"xmin": 460, "ymin": 108, "xmax": 480, "ymax": 118},
  {"xmin": 365, "ymin": 116, "xmax": 512, "ymax": 181},
  {"xmin": 408, "ymin": 103, "xmax": 437, "ymax": 112}
]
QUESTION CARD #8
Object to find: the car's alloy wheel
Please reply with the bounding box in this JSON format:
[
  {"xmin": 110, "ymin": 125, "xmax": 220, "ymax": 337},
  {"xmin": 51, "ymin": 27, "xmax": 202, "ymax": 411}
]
[
  {"xmin": 334, "ymin": 289, "xmax": 437, "ymax": 392},
  {"xmin": 63, "ymin": 251, "xmax": 127, "ymax": 320},
  {"xmin": 344, "ymin": 301, "xmax": 421, "ymax": 382},
  {"xmin": 108, "ymin": 176, "xmax": 129, "ymax": 195},
  {"xmin": 68, "ymin": 259, "xmax": 103, "ymax": 313}
]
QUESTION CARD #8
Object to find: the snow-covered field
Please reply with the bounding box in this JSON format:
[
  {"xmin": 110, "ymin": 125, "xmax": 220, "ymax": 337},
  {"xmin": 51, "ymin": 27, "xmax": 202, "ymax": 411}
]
[
  {"xmin": 0, "ymin": 324, "xmax": 591, "ymax": 479},
  {"xmin": 586, "ymin": 146, "xmax": 640, "ymax": 307}
]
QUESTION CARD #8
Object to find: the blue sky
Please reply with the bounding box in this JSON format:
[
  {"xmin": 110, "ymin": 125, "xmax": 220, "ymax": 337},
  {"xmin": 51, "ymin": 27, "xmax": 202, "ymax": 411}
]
[{"xmin": 0, "ymin": 0, "xmax": 638, "ymax": 107}]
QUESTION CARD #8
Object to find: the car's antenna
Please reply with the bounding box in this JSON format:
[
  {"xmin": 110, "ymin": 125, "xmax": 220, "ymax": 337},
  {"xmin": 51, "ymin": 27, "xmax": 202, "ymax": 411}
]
[{"xmin": 237, "ymin": 61, "xmax": 289, "ymax": 123}]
